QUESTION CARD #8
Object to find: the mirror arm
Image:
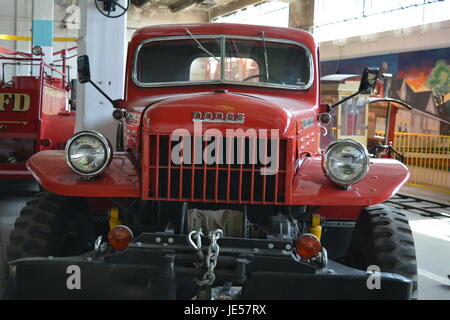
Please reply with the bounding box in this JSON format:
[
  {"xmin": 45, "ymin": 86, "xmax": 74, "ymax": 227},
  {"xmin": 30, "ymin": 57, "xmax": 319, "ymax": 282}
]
[
  {"xmin": 85, "ymin": 78, "xmax": 118, "ymax": 107},
  {"xmin": 330, "ymin": 89, "xmax": 363, "ymax": 109}
]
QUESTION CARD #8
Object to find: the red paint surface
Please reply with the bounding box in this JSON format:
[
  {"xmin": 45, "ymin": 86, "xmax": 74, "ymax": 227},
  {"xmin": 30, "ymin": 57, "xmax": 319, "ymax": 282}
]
[
  {"xmin": 27, "ymin": 150, "xmax": 140, "ymax": 197},
  {"xmin": 292, "ymin": 157, "xmax": 409, "ymax": 206}
]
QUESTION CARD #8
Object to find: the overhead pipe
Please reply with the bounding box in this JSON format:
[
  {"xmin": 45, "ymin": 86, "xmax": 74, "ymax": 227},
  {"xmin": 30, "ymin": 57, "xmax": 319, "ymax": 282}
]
[{"xmin": 131, "ymin": 0, "xmax": 153, "ymax": 7}]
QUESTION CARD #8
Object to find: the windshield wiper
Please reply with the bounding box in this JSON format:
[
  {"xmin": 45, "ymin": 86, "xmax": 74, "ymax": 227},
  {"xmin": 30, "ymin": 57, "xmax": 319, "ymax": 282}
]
[{"xmin": 185, "ymin": 28, "xmax": 221, "ymax": 63}]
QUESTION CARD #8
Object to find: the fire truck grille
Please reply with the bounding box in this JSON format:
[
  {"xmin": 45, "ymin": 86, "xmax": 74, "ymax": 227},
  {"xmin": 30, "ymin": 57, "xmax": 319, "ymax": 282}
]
[{"xmin": 143, "ymin": 134, "xmax": 289, "ymax": 204}]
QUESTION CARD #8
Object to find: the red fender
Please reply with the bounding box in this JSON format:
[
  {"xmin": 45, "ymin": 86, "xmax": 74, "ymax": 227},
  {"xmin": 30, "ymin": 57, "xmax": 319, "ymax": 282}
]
[
  {"xmin": 28, "ymin": 151, "xmax": 408, "ymax": 207},
  {"xmin": 27, "ymin": 150, "xmax": 140, "ymax": 197},
  {"xmin": 292, "ymin": 157, "xmax": 409, "ymax": 207}
]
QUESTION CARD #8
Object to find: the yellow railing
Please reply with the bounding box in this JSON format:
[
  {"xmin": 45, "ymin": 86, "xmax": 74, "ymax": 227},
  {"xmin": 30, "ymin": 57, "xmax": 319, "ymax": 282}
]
[
  {"xmin": 375, "ymin": 130, "xmax": 386, "ymax": 137},
  {"xmin": 393, "ymin": 132, "xmax": 450, "ymax": 194}
]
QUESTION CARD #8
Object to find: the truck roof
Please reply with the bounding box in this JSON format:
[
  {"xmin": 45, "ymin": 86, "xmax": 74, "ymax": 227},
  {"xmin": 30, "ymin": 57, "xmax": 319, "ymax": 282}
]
[{"xmin": 130, "ymin": 23, "xmax": 317, "ymax": 50}]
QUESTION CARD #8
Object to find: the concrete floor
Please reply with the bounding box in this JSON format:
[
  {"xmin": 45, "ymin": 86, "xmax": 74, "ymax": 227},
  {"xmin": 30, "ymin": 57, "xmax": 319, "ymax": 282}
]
[
  {"xmin": 0, "ymin": 180, "xmax": 449, "ymax": 299},
  {"xmin": 399, "ymin": 185, "xmax": 450, "ymax": 205},
  {"xmin": 404, "ymin": 210, "xmax": 450, "ymax": 299}
]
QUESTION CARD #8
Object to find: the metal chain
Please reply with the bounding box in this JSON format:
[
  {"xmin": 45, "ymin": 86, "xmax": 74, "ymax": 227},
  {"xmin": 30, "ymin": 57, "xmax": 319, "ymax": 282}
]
[
  {"xmin": 187, "ymin": 228, "xmax": 223, "ymax": 287},
  {"xmin": 187, "ymin": 228, "xmax": 204, "ymax": 262}
]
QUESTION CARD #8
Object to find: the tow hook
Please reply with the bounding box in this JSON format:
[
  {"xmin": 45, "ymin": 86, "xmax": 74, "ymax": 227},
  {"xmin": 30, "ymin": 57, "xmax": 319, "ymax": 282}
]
[{"xmin": 188, "ymin": 228, "xmax": 224, "ymax": 299}]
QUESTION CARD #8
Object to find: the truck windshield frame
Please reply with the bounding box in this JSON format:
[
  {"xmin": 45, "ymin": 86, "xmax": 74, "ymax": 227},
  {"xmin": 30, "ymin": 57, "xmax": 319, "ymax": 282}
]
[{"xmin": 132, "ymin": 34, "xmax": 314, "ymax": 90}]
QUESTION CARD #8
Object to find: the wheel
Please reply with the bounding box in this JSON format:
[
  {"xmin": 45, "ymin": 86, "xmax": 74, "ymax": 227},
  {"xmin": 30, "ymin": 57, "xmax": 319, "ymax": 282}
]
[
  {"xmin": 5, "ymin": 192, "xmax": 95, "ymax": 261},
  {"xmin": 2, "ymin": 192, "xmax": 96, "ymax": 299},
  {"xmin": 37, "ymin": 183, "xmax": 46, "ymax": 193},
  {"xmin": 243, "ymin": 74, "xmax": 263, "ymax": 81},
  {"xmin": 0, "ymin": 271, "xmax": 6, "ymax": 300},
  {"xmin": 0, "ymin": 246, "xmax": 7, "ymax": 300},
  {"xmin": 346, "ymin": 204, "xmax": 418, "ymax": 298},
  {"xmin": 242, "ymin": 73, "xmax": 284, "ymax": 84}
]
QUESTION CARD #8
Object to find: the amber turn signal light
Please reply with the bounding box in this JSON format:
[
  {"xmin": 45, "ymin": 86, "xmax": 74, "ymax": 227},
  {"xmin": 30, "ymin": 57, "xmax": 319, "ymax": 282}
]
[
  {"xmin": 295, "ymin": 233, "xmax": 321, "ymax": 259},
  {"xmin": 108, "ymin": 225, "xmax": 133, "ymax": 251}
]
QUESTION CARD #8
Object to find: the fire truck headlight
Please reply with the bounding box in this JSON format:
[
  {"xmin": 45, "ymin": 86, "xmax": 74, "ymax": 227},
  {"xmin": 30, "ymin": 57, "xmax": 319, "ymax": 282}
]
[
  {"xmin": 65, "ymin": 130, "xmax": 112, "ymax": 177},
  {"xmin": 323, "ymin": 139, "xmax": 369, "ymax": 188}
]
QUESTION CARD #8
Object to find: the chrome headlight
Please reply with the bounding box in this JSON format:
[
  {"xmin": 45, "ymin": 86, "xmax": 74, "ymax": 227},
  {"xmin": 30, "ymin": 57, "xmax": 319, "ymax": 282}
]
[
  {"xmin": 323, "ymin": 139, "xmax": 369, "ymax": 188},
  {"xmin": 65, "ymin": 130, "xmax": 112, "ymax": 177}
]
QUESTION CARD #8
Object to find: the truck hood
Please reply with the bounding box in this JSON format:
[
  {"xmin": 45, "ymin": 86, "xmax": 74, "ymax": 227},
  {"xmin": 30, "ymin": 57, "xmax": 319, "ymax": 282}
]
[{"xmin": 135, "ymin": 91, "xmax": 317, "ymax": 138}]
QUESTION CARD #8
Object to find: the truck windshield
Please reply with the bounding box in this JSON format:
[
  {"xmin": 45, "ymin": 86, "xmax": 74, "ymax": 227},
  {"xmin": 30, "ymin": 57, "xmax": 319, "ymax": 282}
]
[{"xmin": 134, "ymin": 36, "xmax": 312, "ymax": 89}]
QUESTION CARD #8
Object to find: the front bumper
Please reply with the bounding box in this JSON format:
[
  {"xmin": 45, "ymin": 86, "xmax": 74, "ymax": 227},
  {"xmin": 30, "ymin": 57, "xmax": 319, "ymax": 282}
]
[{"xmin": 6, "ymin": 233, "xmax": 413, "ymax": 299}]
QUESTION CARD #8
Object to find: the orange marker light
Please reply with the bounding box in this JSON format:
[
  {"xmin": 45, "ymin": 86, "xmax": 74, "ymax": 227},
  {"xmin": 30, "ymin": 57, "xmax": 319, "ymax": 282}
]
[
  {"xmin": 295, "ymin": 233, "xmax": 321, "ymax": 259},
  {"xmin": 108, "ymin": 225, "xmax": 134, "ymax": 251}
]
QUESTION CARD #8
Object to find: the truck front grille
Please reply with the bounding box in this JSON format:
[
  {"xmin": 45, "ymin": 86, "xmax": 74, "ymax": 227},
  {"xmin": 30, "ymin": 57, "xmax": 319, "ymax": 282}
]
[{"xmin": 142, "ymin": 133, "xmax": 291, "ymax": 204}]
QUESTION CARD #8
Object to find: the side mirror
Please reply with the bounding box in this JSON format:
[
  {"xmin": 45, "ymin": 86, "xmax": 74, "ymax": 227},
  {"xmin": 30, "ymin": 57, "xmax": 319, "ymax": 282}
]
[
  {"xmin": 77, "ymin": 55, "xmax": 91, "ymax": 84},
  {"xmin": 330, "ymin": 67, "xmax": 380, "ymax": 110},
  {"xmin": 358, "ymin": 67, "xmax": 380, "ymax": 94},
  {"xmin": 76, "ymin": 55, "xmax": 117, "ymax": 108}
]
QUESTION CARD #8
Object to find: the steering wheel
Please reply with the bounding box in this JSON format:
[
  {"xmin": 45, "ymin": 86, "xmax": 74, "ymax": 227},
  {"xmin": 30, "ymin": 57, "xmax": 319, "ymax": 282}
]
[
  {"xmin": 243, "ymin": 73, "xmax": 284, "ymax": 84},
  {"xmin": 243, "ymin": 74, "xmax": 262, "ymax": 81},
  {"xmin": 95, "ymin": 0, "xmax": 130, "ymax": 18}
]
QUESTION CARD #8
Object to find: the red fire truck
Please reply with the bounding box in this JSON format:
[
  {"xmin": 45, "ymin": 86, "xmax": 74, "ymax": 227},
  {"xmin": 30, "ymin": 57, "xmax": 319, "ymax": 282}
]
[
  {"xmin": 0, "ymin": 46, "xmax": 76, "ymax": 179},
  {"xmin": 2, "ymin": 24, "xmax": 417, "ymax": 300}
]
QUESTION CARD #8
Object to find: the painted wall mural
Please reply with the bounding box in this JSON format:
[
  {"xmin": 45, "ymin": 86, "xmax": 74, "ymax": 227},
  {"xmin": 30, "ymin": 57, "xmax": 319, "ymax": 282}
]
[{"xmin": 321, "ymin": 47, "xmax": 450, "ymax": 134}]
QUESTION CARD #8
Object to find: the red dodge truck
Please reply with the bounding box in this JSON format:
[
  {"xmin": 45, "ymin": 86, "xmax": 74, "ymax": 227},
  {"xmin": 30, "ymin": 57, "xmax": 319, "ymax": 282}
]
[{"xmin": 3, "ymin": 24, "xmax": 416, "ymax": 300}]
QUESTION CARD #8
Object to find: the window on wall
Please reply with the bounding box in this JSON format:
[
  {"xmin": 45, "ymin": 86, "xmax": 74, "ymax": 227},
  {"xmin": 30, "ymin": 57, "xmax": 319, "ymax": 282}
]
[
  {"xmin": 314, "ymin": 0, "xmax": 450, "ymax": 42},
  {"xmin": 214, "ymin": 1, "xmax": 289, "ymax": 28}
]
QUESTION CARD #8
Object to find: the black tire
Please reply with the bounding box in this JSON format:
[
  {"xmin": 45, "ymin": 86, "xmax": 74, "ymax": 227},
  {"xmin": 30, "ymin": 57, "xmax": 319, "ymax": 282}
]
[
  {"xmin": 1, "ymin": 192, "xmax": 96, "ymax": 299},
  {"xmin": 0, "ymin": 245, "xmax": 7, "ymax": 300},
  {"xmin": 5, "ymin": 192, "xmax": 95, "ymax": 261},
  {"xmin": 0, "ymin": 270, "xmax": 6, "ymax": 300},
  {"xmin": 347, "ymin": 204, "xmax": 418, "ymax": 298}
]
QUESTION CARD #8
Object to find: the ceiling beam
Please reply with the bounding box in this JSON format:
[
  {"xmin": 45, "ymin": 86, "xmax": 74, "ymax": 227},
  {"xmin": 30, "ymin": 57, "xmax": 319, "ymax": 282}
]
[
  {"xmin": 289, "ymin": 0, "xmax": 315, "ymax": 31},
  {"xmin": 169, "ymin": 0, "xmax": 204, "ymax": 13}
]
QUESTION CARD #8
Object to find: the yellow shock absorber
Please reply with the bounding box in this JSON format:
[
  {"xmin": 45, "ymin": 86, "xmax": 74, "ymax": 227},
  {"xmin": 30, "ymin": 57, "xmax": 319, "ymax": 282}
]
[
  {"xmin": 109, "ymin": 207, "xmax": 122, "ymax": 230},
  {"xmin": 308, "ymin": 214, "xmax": 322, "ymax": 240}
]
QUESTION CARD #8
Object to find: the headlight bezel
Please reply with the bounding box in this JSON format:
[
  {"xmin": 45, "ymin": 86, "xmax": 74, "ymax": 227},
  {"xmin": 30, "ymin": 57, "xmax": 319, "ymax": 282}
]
[
  {"xmin": 65, "ymin": 130, "xmax": 113, "ymax": 177},
  {"xmin": 323, "ymin": 139, "xmax": 370, "ymax": 188}
]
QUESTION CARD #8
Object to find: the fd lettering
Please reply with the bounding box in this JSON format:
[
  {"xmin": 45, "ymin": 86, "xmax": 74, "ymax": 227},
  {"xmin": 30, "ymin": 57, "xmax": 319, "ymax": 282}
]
[{"xmin": 0, "ymin": 93, "xmax": 31, "ymax": 112}]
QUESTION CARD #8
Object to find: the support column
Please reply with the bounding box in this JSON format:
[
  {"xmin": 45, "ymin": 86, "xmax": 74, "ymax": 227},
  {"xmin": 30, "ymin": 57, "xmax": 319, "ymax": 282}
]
[
  {"xmin": 15, "ymin": 0, "xmax": 31, "ymax": 76},
  {"xmin": 289, "ymin": 0, "xmax": 315, "ymax": 32},
  {"xmin": 32, "ymin": 0, "xmax": 54, "ymax": 63},
  {"xmin": 15, "ymin": 0, "xmax": 30, "ymax": 54},
  {"xmin": 77, "ymin": 0, "xmax": 127, "ymax": 148}
]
